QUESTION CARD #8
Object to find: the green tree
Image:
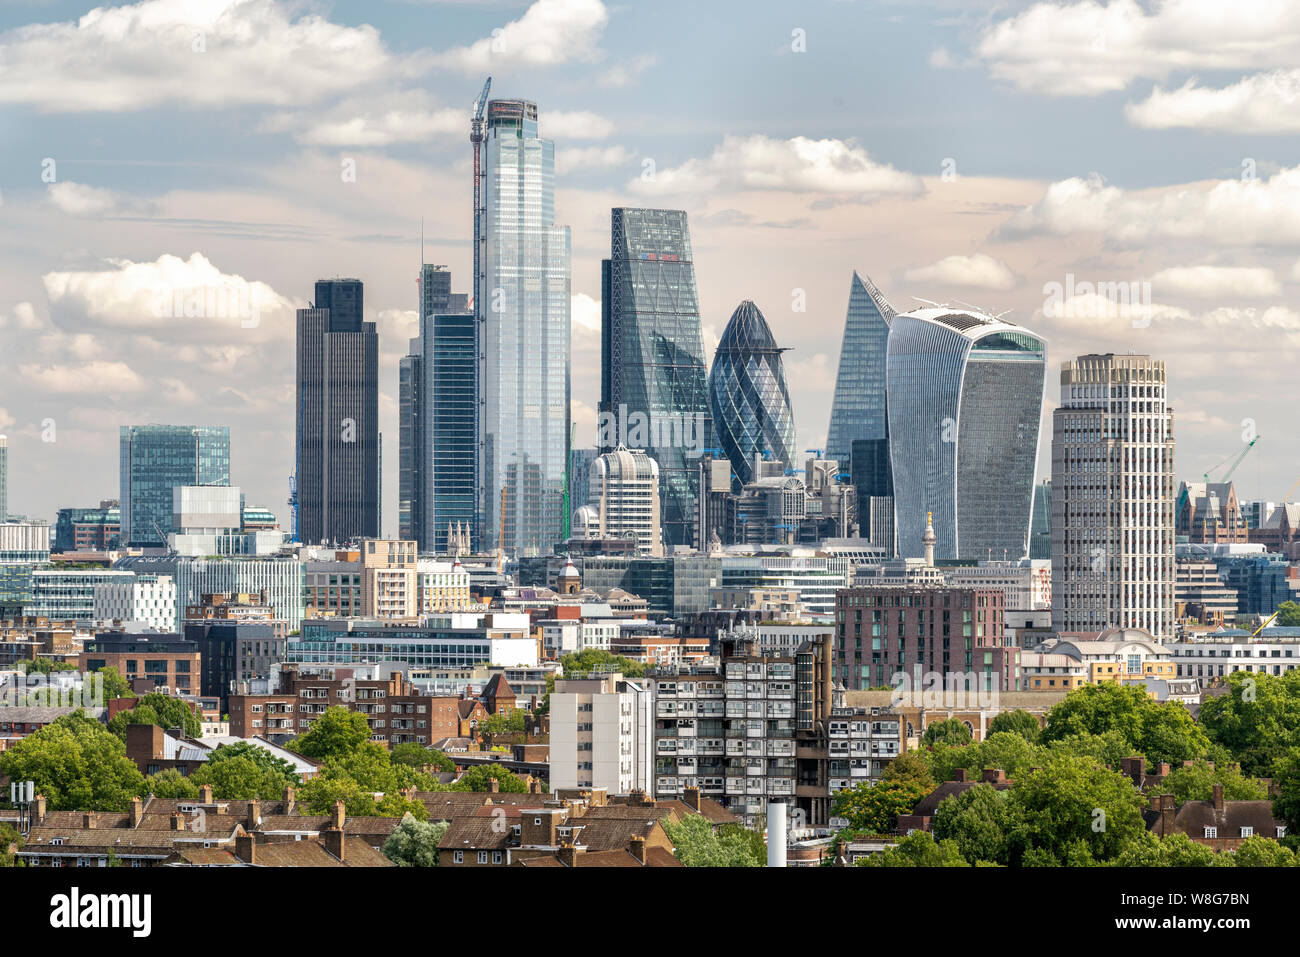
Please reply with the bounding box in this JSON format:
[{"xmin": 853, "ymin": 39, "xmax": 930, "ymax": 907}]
[
  {"xmin": 663, "ymin": 814, "xmax": 762, "ymax": 867},
  {"xmin": 879, "ymin": 750, "xmax": 936, "ymax": 791},
  {"xmin": 857, "ymin": 831, "xmax": 969, "ymax": 867},
  {"xmin": 1231, "ymin": 835, "xmax": 1297, "ymax": 867},
  {"xmin": 922, "ymin": 719, "xmax": 973, "ymax": 748},
  {"xmin": 450, "ymin": 764, "xmax": 528, "ymax": 793},
  {"xmin": 93, "ymin": 667, "xmax": 133, "ymax": 702},
  {"xmin": 1110, "ymin": 832, "xmax": 1220, "ymax": 867},
  {"xmin": 0, "ymin": 823, "xmax": 25, "ymax": 868},
  {"xmin": 290, "ymin": 707, "xmax": 373, "ymax": 761},
  {"xmin": 190, "ymin": 756, "xmax": 277, "ymax": 800},
  {"xmin": 107, "ymin": 692, "xmax": 202, "ymax": 740},
  {"xmin": 390, "ymin": 743, "xmax": 454, "ymax": 772},
  {"xmin": 559, "ymin": 649, "xmax": 645, "ymax": 679},
  {"xmin": 1041, "ymin": 683, "xmax": 1210, "ymax": 767},
  {"xmin": 483, "ymin": 710, "xmax": 527, "ymax": 735},
  {"xmin": 1148, "ymin": 760, "xmax": 1268, "ymax": 804},
  {"xmin": 832, "ymin": 778, "xmax": 929, "ymax": 834},
  {"xmin": 929, "ymin": 731, "xmax": 1048, "ymax": 784},
  {"xmin": 0, "ymin": 710, "xmax": 144, "ymax": 811},
  {"xmin": 296, "ymin": 775, "xmax": 382, "ymax": 817},
  {"xmin": 383, "ymin": 814, "xmax": 448, "ymax": 866},
  {"xmin": 987, "ymin": 710, "xmax": 1042, "ymax": 743},
  {"xmin": 140, "ymin": 768, "xmax": 200, "ymax": 800},
  {"xmin": 1274, "ymin": 601, "xmax": 1300, "ymax": 627},
  {"xmin": 1044, "ymin": 730, "xmax": 1133, "ymax": 769},
  {"xmin": 1200, "ymin": 671, "xmax": 1300, "ymax": 776},
  {"xmin": 931, "ymin": 783, "xmax": 1026, "ymax": 865},
  {"xmin": 1009, "ymin": 755, "xmax": 1146, "ymax": 864}
]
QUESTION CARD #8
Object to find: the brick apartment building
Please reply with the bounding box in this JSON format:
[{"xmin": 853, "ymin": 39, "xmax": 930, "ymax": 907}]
[
  {"xmin": 228, "ymin": 665, "xmax": 462, "ymax": 745},
  {"xmin": 79, "ymin": 631, "xmax": 201, "ymax": 694}
]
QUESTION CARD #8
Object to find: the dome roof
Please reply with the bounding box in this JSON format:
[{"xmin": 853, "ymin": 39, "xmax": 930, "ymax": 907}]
[{"xmin": 716, "ymin": 300, "xmax": 780, "ymax": 354}]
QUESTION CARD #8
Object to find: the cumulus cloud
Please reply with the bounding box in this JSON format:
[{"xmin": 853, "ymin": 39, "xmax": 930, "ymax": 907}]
[
  {"xmin": 42, "ymin": 252, "xmax": 297, "ymax": 339},
  {"xmin": 600, "ymin": 53, "xmax": 655, "ymax": 88},
  {"xmin": 1126, "ymin": 70, "xmax": 1300, "ymax": 133},
  {"xmin": 571, "ymin": 293, "xmax": 601, "ymax": 333},
  {"xmin": 904, "ymin": 253, "xmax": 1017, "ymax": 290},
  {"xmin": 18, "ymin": 360, "xmax": 148, "ymax": 395},
  {"xmin": 999, "ymin": 167, "xmax": 1300, "ymax": 245},
  {"xmin": 977, "ymin": 0, "xmax": 1300, "ymax": 96},
  {"xmin": 630, "ymin": 135, "xmax": 923, "ymax": 198},
  {"xmin": 433, "ymin": 0, "xmax": 609, "ymax": 70},
  {"xmin": 46, "ymin": 181, "xmax": 151, "ymax": 216},
  {"xmin": 264, "ymin": 91, "xmax": 464, "ymax": 146},
  {"xmin": 0, "ymin": 301, "xmax": 44, "ymax": 330},
  {"xmin": 1147, "ymin": 266, "xmax": 1280, "ymax": 299},
  {"xmin": 0, "ymin": 0, "xmax": 421, "ymax": 112}
]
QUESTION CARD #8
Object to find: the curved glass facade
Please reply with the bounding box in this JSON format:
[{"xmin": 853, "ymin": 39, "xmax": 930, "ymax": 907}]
[
  {"xmin": 887, "ymin": 310, "xmax": 1044, "ymax": 561},
  {"xmin": 708, "ymin": 301, "xmax": 796, "ymax": 486}
]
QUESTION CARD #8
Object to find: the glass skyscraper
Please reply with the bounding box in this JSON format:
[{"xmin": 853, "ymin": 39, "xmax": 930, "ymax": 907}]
[
  {"xmin": 0, "ymin": 434, "xmax": 7, "ymax": 520},
  {"xmin": 600, "ymin": 208, "xmax": 711, "ymax": 548},
  {"xmin": 825, "ymin": 271, "xmax": 894, "ymax": 464},
  {"xmin": 119, "ymin": 424, "xmax": 230, "ymax": 546},
  {"xmin": 886, "ymin": 308, "xmax": 1045, "ymax": 562},
  {"xmin": 422, "ymin": 311, "xmax": 478, "ymax": 553},
  {"xmin": 708, "ymin": 300, "xmax": 796, "ymax": 487},
  {"xmin": 296, "ymin": 278, "xmax": 379, "ymax": 545},
  {"xmin": 478, "ymin": 98, "xmax": 571, "ymax": 557}
]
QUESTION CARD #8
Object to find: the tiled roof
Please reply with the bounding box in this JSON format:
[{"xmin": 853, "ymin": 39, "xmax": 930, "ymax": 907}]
[{"xmin": 439, "ymin": 816, "xmax": 513, "ymax": 851}]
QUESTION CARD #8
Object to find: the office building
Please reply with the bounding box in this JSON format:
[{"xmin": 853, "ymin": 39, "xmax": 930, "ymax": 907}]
[
  {"xmin": 708, "ymin": 300, "xmax": 796, "ymax": 487},
  {"xmin": 119, "ymin": 425, "xmax": 230, "ymax": 547},
  {"xmin": 1176, "ymin": 481, "xmax": 1247, "ymax": 544},
  {"xmin": 826, "ymin": 272, "xmax": 894, "ymax": 464},
  {"xmin": 1051, "ymin": 354, "xmax": 1176, "ymax": 637},
  {"xmin": 289, "ymin": 613, "xmax": 537, "ymax": 670},
  {"xmin": 1029, "ymin": 480, "xmax": 1051, "ymax": 560},
  {"xmin": 887, "ymin": 307, "xmax": 1046, "ymax": 562},
  {"xmin": 0, "ymin": 435, "xmax": 6, "ymax": 520},
  {"xmin": 591, "ymin": 446, "xmax": 662, "ymax": 557},
  {"xmin": 478, "ymin": 97, "xmax": 571, "ymax": 558},
  {"xmin": 695, "ymin": 455, "xmax": 732, "ymax": 551},
  {"xmin": 600, "ymin": 208, "xmax": 711, "ymax": 547},
  {"xmin": 113, "ymin": 555, "xmax": 306, "ymax": 632},
  {"xmin": 0, "ymin": 520, "xmax": 51, "ymax": 617},
  {"xmin": 550, "ymin": 672, "xmax": 654, "ymax": 794},
  {"xmin": 26, "ymin": 568, "xmax": 135, "ymax": 622},
  {"xmin": 1166, "ymin": 627, "xmax": 1300, "ymax": 686},
  {"xmin": 296, "ymin": 278, "xmax": 379, "ymax": 545},
  {"xmin": 850, "ymin": 438, "xmax": 894, "ymax": 555},
  {"xmin": 54, "ymin": 503, "xmax": 120, "ymax": 552},
  {"xmin": 79, "ymin": 632, "xmax": 200, "ymax": 693},
  {"xmin": 93, "ymin": 573, "xmax": 177, "ymax": 631}
]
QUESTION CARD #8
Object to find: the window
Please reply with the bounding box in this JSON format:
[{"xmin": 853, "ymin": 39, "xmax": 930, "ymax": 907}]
[
  {"xmin": 1203, "ymin": 826, "xmax": 1217, "ymax": 839},
  {"xmin": 492, "ymin": 851, "xmax": 502, "ymax": 864},
  {"xmin": 453, "ymin": 851, "xmax": 463, "ymax": 863},
  {"xmin": 1240, "ymin": 826, "xmax": 1253, "ymax": 838},
  {"xmin": 477, "ymin": 851, "xmax": 488, "ymax": 864}
]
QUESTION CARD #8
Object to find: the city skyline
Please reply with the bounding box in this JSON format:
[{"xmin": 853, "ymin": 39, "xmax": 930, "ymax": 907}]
[{"xmin": 2, "ymin": 0, "xmax": 1300, "ymax": 534}]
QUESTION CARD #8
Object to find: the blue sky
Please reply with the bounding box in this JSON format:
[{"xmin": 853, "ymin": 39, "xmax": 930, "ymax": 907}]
[{"xmin": 3, "ymin": 0, "xmax": 1300, "ymax": 532}]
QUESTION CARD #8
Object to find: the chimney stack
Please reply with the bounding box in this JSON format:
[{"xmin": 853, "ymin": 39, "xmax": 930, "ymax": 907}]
[
  {"xmin": 235, "ymin": 833, "xmax": 256, "ymax": 864},
  {"xmin": 558, "ymin": 843, "xmax": 580, "ymax": 867},
  {"xmin": 33, "ymin": 794, "xmax": 47, "ymax": 826},
  {"xmin": 629, "ymin": 835, "xmax": 646, "ymax": 864},
  {"xmin": 952, "ymin": 768, "xmax": 967, "ymax": 783},
  {"xmin": 200, "ymin": 784, "xmax": 214, "ymax": 803},
  {"xmin": 324, "ymin": 827, "xmax": 345, "ymax": 862},
  {"xmin": 682, "ymin": 786, "xmax": 702, "ymax": 811},
  {"xmin": 170, "ymin": 812, "xmax": 186, "ymax": 831},
  {"xmin": 332, "ymin": 800, "xmax": 346, "ymax": 830},
  {"xmin": 283, "ymin": 786, "xmax": 296, "ymax": 813},
  {"xmin": 247, "ymin": 798, "xmax": 261, "ymax": 829},
  {"xmin": 488, "ymin": 778, "xmax": 500, "ymax": 793},
  {"xmin": 1212, "ymin": 783, "xmax": 1225, "ymax": 811},
  {"xmin": 82, "ymin": 812, "xmax": 95, "ymax": 829},
  {"xmin": 130, "ymin": 796, "xmax": 144, "ymax": 827}
]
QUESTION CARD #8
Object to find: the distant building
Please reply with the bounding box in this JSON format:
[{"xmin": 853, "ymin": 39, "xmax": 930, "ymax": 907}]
[
  {"xmin": 93, "ymin": 573, "xmax": 177, "ymax": 631},
  {"xmin": 26, "ymin": 568, "xmax": 135, "ymax": 623},
  {"xmin": 119, "ymin": 425, "xmax": 230, "ymax": 547},
  {"xmin": 295, "ymin": 278, "xmax": 379, "ymax": 545},
  {"xmin": 550, "ymin": 671, "xmax": 653, "ymax": 794},
  {"xmin": 80, "ymin": 631, "xmax": 200, "ymax": 693},
  {"xmin": 591, "ymin": 446, "xmax": 662, "ymax": 557},
  {"xmin": 826, "ymin": 271, "xmax": 893, "ymax": 465},
  {"xmin": 1052, "ymin": 354, "xmax": 1175, "ymax": 637},
  {"xmin": 1177, "ymin": 481, "xmax": 1247, "ymax": 544},
  {"xmin": 0, "ymin": 520, "xmax": 51, "ymax": 617},
  {"xmin": 1029, "ymin": 480, "xmax": 1051, "ymax": 560},
  {"xmin": 359, "ymin": 538, "xmax": 419, "ymax": 618},
  {"xmin": 54, "ymin": 502, "xmax": 120, "ymax": 553}
]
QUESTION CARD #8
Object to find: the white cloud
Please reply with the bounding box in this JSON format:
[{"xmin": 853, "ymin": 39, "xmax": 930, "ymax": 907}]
[
  {"xmin": 42, "ymin": 252, "xmax": 296, "ymax": 339},
  {"xmin": 1000, "ymin": 167, "xmax": 1300, "ymax": 245},
  {"xmin": 0, "ymin": 408, "xmax": 13, "ymax": 431},
  {"xmin": 1147, "ymin": 266, "xmax": 1280, "ymax": 299},
  {"xmin": 572, "ymin": 293, "xmax": 600, "ymax": 333},
  {"xmin": 0, "ymin": 301, "xmax": 44, "ymax": 330},
  {"xmin": 265, "ymin": 92, "xmax": 464, "ymax": 146},
  {"xmin": 47, "ymin": 181, "xmax": 135, "ymax": 216},
  {"xmin": 18, "ymin": 360, "xmax": 147, "ymax": 395},
  {"xmin": 1126, "ymin": 70, "xmax": 1300, "ymax": 133},
  {"xmin": 433, "ymin": 0, "xmax": 609, "ymax": 71},
  {"xmin": 904, "ymin": 253, "xmax": 1017, "ymax": 290},
  {"xmin": 977, "ymin": 0, "xmax": 1300, "ymax": 96},
  {"xmin": 0, "ymin": 0, "xmax": 418, "ymax": 112},
  {"xmin": 599, "ymin": 53, "xmax": 655, "ymax": 87},
  {"xmin": 545, "ymin": 110, "xmax": 614, "ymax": 139},
  {"xmin": 630, "ymin": 135, "xmax": 923, "ymax": 198}
]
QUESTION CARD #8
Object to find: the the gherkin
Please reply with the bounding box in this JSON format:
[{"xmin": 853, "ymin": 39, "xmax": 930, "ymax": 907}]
[{"xmin": 708, "ymin": 300, "xmax": 796, "ymax": 487}]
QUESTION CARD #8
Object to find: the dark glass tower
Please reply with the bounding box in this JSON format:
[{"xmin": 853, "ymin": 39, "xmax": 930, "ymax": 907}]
[
  {"xmin": 423, "ymin": 311, "xmax": 479, "ymax": 553},
  {"xmin": 296, "ymin": 279, "xmax": 379, "ymax": 545},
  {"xmin": 708, "ymin": 301, "xmax": 796, "ymax": 487},
  {"xmin": 600, "ymin": 208, "xmax": 712, "ymax": 548},
  {"xmin": 886, "ymin": 308, "xmax": 1045, "ymax": 561},
  {"xmin": 119, "ymin": 425, "xmax": 230, "ymax": 546},
  {"xmin": 825, "ymin": 271, "xmax": 893, "ymax": 464}
]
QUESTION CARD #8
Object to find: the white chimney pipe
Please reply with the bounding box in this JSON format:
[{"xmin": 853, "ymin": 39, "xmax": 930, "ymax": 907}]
[{"xmin": 767, "ymin": 800, "xmax": 787, "ymax": 867}]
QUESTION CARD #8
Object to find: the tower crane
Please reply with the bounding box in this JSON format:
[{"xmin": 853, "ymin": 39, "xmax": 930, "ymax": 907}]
[
  {"xmin": 1203, "ymin": 435, "xmax": 1259, "ymax": 484},
  {"xmin": 470, "ymin": 78, "xmax": 492, "ymax": 315}
]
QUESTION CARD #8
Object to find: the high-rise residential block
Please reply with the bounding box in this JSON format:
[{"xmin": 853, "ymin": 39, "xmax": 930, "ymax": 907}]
[
  {"xmin": 886, "ymin": 308, "xmax": 1046, "ymax": 562},
  {"xmin": 478, "ymin": 97, "xmax": 571, "ymax": 558},
  {"xmin": 296, "ymin": 279, "xmax": 379, "ymax": 545},
  {"xmin": 549, "ymin": 672, "xmax": 654, "ymax": 794},
  {"xmin": 591, "ymin": 446, "xmax": 663, "ymax": 557},
  {"xmin": 600, "ymin": 208, "xmax": 711, "ymax": 547},
  {"xmin": 1051, "ymin": 353, "xmax": 1176, "ymax": 637},
  {"xmin": 119, "ymin": 425, "xmax": 230, "ymax": 547}
]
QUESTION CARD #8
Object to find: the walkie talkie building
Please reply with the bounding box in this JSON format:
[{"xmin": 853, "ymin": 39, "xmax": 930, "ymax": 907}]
[{"xmin": 886, "ymin": 308, "xmax": 1045, "ymax": 562}]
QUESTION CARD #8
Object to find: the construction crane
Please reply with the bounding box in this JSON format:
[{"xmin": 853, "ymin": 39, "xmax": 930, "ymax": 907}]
[
  {"xmin": 1251, "ymin": 611, "xmax": 1280, "ymax": 639},
  {"xmin": 1203, "ymin": 435, "xmax": 1259, "ymax": 484},
  {"xmin": 805, "ymin": 448, "xmax": 825, "ymax": 457},
  {"xmin": 470, "ymin": 77, "xmax": 492, "ymax": 316}
]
